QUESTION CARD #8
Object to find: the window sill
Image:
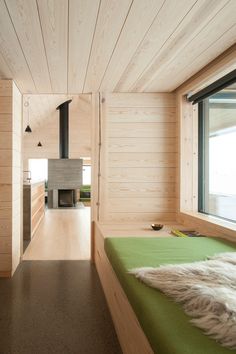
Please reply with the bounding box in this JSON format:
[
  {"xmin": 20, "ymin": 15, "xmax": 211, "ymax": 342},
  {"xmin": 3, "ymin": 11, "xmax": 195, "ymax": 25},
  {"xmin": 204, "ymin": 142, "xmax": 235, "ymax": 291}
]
[{"xmin": 179, "ymin": 210, "xmax": 236, "ymax": 239}]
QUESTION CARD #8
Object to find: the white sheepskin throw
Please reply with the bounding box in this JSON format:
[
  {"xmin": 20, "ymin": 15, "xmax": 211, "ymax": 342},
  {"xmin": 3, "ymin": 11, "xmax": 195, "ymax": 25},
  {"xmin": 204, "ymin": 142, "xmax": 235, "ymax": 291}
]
[{"xmin": 130, "ymin": 252, "xmax": 236, "ymax": 349}]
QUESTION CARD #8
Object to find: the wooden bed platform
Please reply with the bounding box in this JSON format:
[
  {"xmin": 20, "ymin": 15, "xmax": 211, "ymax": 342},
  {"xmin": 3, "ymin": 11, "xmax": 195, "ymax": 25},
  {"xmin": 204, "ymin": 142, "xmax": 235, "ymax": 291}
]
[{"xmin": 93, "ymin": 221, "xmax": 185, "ymax": 354}]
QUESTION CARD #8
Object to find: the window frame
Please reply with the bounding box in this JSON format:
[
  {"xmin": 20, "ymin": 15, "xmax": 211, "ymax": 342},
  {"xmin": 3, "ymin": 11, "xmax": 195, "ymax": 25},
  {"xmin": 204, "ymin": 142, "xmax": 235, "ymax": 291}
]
[{"xmin": 198, "ymin": 92, "xmax": 236, "ymax": 223}]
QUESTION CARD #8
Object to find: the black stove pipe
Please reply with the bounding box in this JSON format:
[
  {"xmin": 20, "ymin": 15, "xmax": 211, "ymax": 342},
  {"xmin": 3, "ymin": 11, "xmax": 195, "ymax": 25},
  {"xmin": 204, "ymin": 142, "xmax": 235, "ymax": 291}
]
[{"xmin": 56, "ymin": 99, "xmax": 72, "ymax": 159}]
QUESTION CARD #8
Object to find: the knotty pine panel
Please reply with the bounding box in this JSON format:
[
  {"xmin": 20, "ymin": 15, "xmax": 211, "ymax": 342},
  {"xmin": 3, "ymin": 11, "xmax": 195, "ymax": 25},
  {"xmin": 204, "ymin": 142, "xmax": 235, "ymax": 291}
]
[
  {"xmin": 0, "ymin": 81, "xmax": 12, "ymax": 96},
  {"xmin": 108, "ymin": 106, "xmax": 176, "ymax": 123},
  {"xmin": 0, "ymin": 185, "xmax": 12, "ymax": 202},
  {"xmin": 107, "ymin": 167, "xmax": 176, "ymax": 183},
  {"xmin": 0, "ymin": 202, "xmax": 12, "ymax": 219},
  {"xmin": 0, "ymin": 254, "xmax": 12, "ymax": 272},
  {"xmin": 0, "ymin": 132, "xmax": 12, "ymax": 149},
  {"xmin": 0, "ymin": 167, "xmax": 12, "ymax": 184},
  {"xmin": 108, "ymin": 137, "xmax": 177, "ymax": 153},
  {"xmin": 108, "ymin": 122, "xmax": 176, "ymax": 138},
  {"xmin": 0, "ymin": 237, "xmax": 11, "ymax": 254},
  {"xmin": 0, "ymin": 219, "xmax": 12, "ymax": 237},
  {"xmin": 105, "ymin": 93, "xmax": 176, "ymax": 107},
  {"xmin": 0, "ymin": 150, "xmax": 12, "ymax": 167},
  {"xmin": 99, "ymin": 93, "xmax": 178, "ymax": 222},
  {"xmin": 0, "ymin": 96, "xmax": 12, "ymax": 114},
  {"xmin": 107, "ymin": 198, "xmax": 176, "ymax": 213},
  {"xmin": 0, "ymin": 114, "xmax": 12, "ymax": 131},
  {"xmin": 108, "ymin": 182, "xmax": 176, "ymax": 198},
  {"xmin": 11, "ymin": 82, "xmax": 22, "ymax": 275},
  {"xmin": 103, "ymin": 212, "xmax": 177, "ymax": 223},
  {"xmin": 0, "ymin": 80, "xmax": 22, "ymax": 276},
  {"xmin": 108, "ymin": 152, "xmax": 176, "ymax": 168}
]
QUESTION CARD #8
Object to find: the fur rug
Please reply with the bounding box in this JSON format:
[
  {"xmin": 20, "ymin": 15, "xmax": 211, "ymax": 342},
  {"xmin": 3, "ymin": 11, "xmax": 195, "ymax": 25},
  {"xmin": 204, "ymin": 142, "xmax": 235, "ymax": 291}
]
[{"xmin": 130, "ymin": 252, "xmax": 236, "ymax": 349}]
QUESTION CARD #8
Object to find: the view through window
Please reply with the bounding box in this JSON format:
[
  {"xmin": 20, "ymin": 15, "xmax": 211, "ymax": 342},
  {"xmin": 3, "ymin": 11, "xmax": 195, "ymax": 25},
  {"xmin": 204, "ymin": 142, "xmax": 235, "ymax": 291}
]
[
  {"xmin": 199, "ymin": 83, "xmax": 236, "ymax": 222},
  {"xmin": 29, "ymin": 159, "xmax": 48, "ymax": 183},
  {"xmin": 82, "ymin": 165, "xmax": 91, "ymax": 185}
]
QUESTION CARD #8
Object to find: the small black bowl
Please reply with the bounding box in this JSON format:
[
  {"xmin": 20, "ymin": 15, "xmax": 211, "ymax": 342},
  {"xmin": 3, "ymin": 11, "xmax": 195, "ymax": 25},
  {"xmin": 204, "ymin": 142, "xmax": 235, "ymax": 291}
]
[{"xmin": 151, "ymin": 223, "xmax": 164, "ymax": 231}]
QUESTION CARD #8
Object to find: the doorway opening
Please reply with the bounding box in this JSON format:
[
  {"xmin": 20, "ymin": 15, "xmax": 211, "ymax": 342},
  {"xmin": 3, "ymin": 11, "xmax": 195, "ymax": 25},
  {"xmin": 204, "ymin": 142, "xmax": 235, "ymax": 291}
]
[
  {"xmin": 22, "ymin": 93, "xmax": 95, "ymax": 262},
  {"xmin": 23, "ymin": 157, "xmax": 92, "ymax": 261}
]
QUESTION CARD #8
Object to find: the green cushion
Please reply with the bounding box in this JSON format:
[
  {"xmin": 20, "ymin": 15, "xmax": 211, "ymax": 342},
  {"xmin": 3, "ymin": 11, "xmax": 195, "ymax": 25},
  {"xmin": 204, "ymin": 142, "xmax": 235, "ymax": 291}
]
[
  {"xmin": 80, "ymin": 185, "xmax": 91, "ymax": 191},
  {"xmin": 104, "ymin": 237, "xmax": 236, "ymax": 354},
  {"xmin": 79, "ymin": 185, "xmax": 91, "ymax": 201}
]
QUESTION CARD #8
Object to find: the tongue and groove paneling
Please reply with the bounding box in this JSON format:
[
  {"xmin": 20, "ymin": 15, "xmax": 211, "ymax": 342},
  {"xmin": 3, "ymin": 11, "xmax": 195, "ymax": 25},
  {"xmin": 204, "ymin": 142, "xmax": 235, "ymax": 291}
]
[
  {"xmin": 0, "ymin": 80, "xmax": 22, "ymax": 277},
  {"xmin": 98, "ymin": 93, "xmax": 177, "ymax": 223}
]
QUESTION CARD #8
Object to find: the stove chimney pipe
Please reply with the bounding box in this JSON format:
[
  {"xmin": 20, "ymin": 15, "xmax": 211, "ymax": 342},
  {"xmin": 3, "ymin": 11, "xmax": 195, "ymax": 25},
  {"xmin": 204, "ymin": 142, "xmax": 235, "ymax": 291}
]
[{"xmin": 56, "ymin": 99, "xmax": 72, "ymax": 159}]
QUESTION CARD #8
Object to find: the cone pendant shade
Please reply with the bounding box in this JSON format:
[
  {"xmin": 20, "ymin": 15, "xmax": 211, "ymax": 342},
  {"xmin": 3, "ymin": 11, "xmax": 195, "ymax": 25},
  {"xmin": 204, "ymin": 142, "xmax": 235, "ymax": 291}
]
[{"xmin": 25, "ymin": 125, "xmax": 32, "ymax": 133}]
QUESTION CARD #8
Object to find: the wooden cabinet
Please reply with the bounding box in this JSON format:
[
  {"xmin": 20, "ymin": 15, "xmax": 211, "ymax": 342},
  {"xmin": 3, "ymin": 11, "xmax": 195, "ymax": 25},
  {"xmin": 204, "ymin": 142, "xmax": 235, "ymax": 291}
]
[{"xmin": 23, "ymin": 181, "xmax": 45, "ymax": 240}]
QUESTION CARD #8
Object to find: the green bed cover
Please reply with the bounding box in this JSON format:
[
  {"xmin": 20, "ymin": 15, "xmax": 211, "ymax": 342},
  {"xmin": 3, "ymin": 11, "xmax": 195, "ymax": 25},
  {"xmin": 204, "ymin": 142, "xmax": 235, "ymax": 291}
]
[{"xmin": 104, "ymin": 237, "xmax": 236, "ymax": 354}]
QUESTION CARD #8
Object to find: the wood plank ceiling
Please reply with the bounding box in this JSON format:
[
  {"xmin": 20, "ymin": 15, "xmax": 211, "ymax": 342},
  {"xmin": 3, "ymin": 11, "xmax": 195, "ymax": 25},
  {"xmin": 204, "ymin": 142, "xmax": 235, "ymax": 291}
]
[{"xmin": 0, "ymin": 0, "xmax": 235, "ymax": 94}]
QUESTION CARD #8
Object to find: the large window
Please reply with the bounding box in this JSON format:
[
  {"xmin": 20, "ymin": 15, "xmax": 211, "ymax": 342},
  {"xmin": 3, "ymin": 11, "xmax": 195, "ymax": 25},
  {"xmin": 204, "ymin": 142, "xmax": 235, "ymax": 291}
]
[
  {"xmin": 198, "ymin": 83, "xmax": 236, "ymax": 222},
  {"xmin": 82, "ymin": 165, "xmax": 91, "ymax": 185},
  {"xmin": 28, "ymin": 159, "xmax": 48, "ymax": 182}
]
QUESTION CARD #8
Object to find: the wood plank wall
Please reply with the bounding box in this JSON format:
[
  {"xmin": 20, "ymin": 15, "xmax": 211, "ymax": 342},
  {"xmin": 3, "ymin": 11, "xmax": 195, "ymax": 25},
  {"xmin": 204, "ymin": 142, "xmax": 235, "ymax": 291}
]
[
  {"xmin": 99, "ymin": 93, "xmax": 177, "ymax": 222},
  {"xmin": 12, "ymin": 83, "xmax": 22, "ymax": 274},
  {"xmin": 23, "ymin": 94, "xmax": 92, "ymax": 169},
  {"xmin": 0, "ymin": 80, "xmax": 22, "ymax": 277}
]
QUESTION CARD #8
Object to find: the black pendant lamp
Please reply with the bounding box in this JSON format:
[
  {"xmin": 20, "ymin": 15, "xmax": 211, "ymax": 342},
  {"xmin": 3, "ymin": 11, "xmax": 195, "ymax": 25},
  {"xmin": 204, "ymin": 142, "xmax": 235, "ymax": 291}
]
[
  {"xmin": 25, "ymin": 125, "xmax": 32, "ymax": 133},
  {"xmin": 37, "ymin": 141, "xmax": 42, "ymax": 147},
  {"xmin": 24, "ymin": 101, "xmax": 32, "ymax": 133}
]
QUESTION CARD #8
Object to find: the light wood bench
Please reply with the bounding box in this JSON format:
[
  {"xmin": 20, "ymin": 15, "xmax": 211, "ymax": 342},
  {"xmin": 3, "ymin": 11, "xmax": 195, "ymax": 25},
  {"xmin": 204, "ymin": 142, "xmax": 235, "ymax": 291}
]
[{"xmin": 93, "ymin": 221, "xmax": 185, "ymax": 354}]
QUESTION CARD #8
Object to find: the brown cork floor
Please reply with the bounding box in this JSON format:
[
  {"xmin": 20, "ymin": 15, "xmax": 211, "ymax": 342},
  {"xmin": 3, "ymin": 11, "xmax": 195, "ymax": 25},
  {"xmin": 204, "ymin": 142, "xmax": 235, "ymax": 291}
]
[{"xmin": 0, "ymin": 261, "xmax": 122, "ymax": 354}]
